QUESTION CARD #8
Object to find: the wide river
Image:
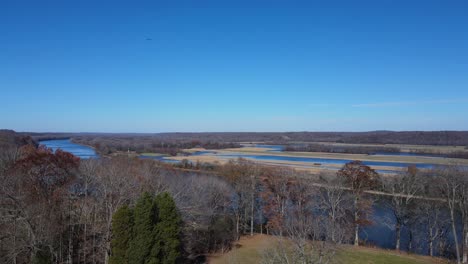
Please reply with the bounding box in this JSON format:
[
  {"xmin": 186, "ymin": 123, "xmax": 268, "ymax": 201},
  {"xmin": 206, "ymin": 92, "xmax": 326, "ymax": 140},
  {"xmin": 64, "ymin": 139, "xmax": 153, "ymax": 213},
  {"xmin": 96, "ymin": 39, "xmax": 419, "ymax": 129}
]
[{"xmin": 40, "ymin": 139, "xmax": 98, "ymax": 159}]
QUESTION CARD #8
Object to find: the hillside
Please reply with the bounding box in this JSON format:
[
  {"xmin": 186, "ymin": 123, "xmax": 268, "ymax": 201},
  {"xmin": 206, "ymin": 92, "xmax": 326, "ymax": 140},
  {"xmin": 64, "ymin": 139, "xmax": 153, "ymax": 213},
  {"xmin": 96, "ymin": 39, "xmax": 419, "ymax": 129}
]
[
  {"xmin": 208, "ymin": 235, "xmax": 448, "ymax": 264},
  {"xmin": 0, "ymin": 129, "xmax": 36, "ymax": 148}
]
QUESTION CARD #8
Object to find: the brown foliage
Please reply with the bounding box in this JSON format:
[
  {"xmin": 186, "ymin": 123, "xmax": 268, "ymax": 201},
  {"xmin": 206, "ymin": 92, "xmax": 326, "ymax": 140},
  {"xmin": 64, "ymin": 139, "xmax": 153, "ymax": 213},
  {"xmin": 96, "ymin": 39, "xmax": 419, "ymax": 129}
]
[
  {"xmin": 338, "ymin": 160, "xmax": 380, "ymax": 194},
  {"xmin": 12, "ymin": 145, "xmax": 80, "ymax": 203}
]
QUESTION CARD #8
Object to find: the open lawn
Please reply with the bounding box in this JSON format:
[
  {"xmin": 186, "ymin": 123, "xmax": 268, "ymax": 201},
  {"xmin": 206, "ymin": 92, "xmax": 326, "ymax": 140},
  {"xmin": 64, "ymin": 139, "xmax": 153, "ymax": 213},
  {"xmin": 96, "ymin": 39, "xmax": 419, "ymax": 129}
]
[{"xmin": 208, "ymin": 235, "xmax": 448, "ymax": 264}]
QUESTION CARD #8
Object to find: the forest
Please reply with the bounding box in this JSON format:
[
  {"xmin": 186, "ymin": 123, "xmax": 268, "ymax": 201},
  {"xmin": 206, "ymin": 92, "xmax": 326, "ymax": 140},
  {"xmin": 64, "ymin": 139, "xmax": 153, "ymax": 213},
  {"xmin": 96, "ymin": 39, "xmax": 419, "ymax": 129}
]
[
  {"xmin": 70, "ymin": 135, "xmax": 241, "ymax": 156},
  {"xmin": 284, "ymin": 143, "xmax": 468, "ymax": 159},
  {"xmin": 1, "ymin": 130, "xmax": 468, "ymax": 263}
]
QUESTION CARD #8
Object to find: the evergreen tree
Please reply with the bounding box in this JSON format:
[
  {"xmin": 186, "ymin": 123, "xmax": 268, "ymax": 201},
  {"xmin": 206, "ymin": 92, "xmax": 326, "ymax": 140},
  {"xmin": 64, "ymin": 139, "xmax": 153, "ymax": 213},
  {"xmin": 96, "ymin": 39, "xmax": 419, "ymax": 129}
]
[
  {"xmin": 152, "ymin": 192, "xmax": 182, "ymax": 264},
  {"xmin": 128, "ymin": 192, "xmax": 158, "ymax": 264},
  {"xmin": 110, "ymin": 205, "xmax": 134, "ymax": 264}
]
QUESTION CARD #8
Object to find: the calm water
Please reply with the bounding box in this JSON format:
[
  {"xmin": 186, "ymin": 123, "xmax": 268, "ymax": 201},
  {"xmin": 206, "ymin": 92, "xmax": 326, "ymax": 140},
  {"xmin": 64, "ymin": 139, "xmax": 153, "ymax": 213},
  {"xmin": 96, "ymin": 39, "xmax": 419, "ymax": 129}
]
[
  {"xmin": 253, "ymin": 144, "xmax": 285, "ymax": 152},
  {"xmin": 39, "ymin": 139, "xmax": 98, "ymax": 159},
  {"xmin": 194, "ymin": 152, "xmax": 434, "ymax": 169}
]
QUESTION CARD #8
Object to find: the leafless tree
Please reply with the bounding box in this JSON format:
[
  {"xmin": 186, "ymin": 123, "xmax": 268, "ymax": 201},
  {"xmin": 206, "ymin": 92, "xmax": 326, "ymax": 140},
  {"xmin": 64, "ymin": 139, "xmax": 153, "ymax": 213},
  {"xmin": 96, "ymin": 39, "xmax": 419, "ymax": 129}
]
[
  {"xmin": 382, "ymin": 165, "xmax": 423, "ymax": 251},
  {"xmin": 317, "ymin": 172, "xmax": 351, "ymax": 244},
  {"xmin": 457, "ymin": 167, "xmax": 468, "ymax": 263},
  {"xmin": 416, "ymin": 197, "xmax": 450, "ymax": 257},
  {"xmin": 261, "ymin": 177, "xmax": 336, "ymax": 264},
  {"xmin": 436, "ymin": 166, "xmax": 463, "ymax": 264}
]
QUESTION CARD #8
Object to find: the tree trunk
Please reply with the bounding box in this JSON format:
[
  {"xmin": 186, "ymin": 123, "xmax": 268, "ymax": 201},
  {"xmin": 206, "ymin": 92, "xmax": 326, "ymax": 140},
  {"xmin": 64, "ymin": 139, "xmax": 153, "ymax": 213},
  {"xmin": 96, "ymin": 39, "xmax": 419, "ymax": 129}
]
[
  {"xmin": 395, "ymin": 221, "xmax": 401, "ymax": 251},
  {"xmin": 104, "ymin": 248, "xmax": 109, "ymax": 264},
  {"xmin": 463, "ymin": 225, "xmax": 468, "ymax": 263},
  {"xmin": 429, "ymin": 227, "xmax": 434, "ymax": 257},
  {"xmin": 331, "ymin": 222, "xmax": 336, "ymax": 244},
  {"xmin": 250, "ymin": 192, "xmax": 254, "ymax": 236},
  {"xmin": 243, "ymin": 207, "xmax": 248, "ymax": 234},
  {"xmin": 408, "ymin": 231, "xmax": 413, "ymax": 252},
  {"xmin": 354, "ymin": 196, "xmax": 359, "ymax": 246},
  {"xmin": 450, "ymin": 207, "xmax": 461, "ymax": 264},
  {"xmin": 13, "ymin": 216, "xmax": 17, "ymax": 264},
  {"xmin": 92, "ymin": 207, "xmax": 96, "ymax": 264},
  {"xmin": 236, "ymin": 214, "xmax": 240, "ymax": 240},
  {"xmin": 83, "ymin": 221, "xmax": 87, "ymax": 264}
]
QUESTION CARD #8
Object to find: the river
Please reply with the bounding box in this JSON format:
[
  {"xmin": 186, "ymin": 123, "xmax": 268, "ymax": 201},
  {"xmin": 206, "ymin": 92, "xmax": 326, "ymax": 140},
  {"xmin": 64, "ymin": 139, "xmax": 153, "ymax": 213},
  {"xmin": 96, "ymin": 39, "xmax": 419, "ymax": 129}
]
[{"xmin": 39, "ymin": 139, "xmax": 98, "ymax": 159}]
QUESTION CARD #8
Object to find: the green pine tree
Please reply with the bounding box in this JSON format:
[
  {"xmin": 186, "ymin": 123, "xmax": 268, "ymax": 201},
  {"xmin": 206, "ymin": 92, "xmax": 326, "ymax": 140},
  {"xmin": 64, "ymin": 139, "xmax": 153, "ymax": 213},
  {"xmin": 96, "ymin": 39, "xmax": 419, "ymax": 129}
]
[
  {"xmin": 128, "ymin": 192, "xmax": 158, "ymax": 264},
  {"xmin": 152, "ymin": 192, "xmax": 182, "ymax": 264},
  {"xmin": 110, "ymin": 205, "xmax": 134, "ymax": 264}
]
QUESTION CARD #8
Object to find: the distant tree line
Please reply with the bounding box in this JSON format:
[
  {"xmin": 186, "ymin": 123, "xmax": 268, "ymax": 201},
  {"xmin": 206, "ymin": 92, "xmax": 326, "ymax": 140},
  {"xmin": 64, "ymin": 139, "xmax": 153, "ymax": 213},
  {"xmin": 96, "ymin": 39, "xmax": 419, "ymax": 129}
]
[
  {"xmin": 285, "ymin": 143, "xmax": 468, "ymax": 159},
  {"xmin": 24, "ymin": 130, "xmax": 468, "ymax": 147},
  {"xmin": 70, "ymin": 136, "xmax": 241, "ymax": 156},
  {"xmin": 407, "ymin": 149, "xmax": 468, "ymax": 159}
]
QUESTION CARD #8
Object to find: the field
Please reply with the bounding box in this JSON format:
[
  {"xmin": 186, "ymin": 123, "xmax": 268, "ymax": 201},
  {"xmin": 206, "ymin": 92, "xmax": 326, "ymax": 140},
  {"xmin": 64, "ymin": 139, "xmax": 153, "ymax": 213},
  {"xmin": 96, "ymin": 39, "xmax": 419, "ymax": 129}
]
[{"xmin": 208, "ymin": 235, "xmax": 448, "ymax": 264}]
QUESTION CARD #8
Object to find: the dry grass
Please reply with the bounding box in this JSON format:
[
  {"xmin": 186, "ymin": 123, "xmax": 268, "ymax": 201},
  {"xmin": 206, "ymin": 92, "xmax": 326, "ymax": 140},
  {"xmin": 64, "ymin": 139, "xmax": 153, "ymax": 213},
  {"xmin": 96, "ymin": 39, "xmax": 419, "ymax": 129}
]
[
  {"xmin": 209, "ymin": 235, "xmax": 276, "ymax": 264},
  {"xmin": 208, "ymin": 235, "xmax": 448, "ymax": 264}
]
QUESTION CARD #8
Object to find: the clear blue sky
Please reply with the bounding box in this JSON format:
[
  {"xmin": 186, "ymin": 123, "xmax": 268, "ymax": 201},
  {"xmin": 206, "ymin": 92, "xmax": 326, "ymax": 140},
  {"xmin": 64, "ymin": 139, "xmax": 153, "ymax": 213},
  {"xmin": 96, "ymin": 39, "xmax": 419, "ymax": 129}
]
[{"xmin": 1, "ymin": 1, "xmax": 467, "ymax": 132}]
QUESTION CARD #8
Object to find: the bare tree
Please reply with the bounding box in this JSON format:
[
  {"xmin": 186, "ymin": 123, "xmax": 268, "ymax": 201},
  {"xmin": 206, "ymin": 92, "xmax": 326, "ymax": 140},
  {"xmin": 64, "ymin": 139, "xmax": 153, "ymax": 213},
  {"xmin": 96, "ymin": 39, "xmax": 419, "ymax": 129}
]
[
  {"xmin": 416, "ymin": 198, "xmax": 449, "ymax": 257},
  {"xmin": 93, "ymin": 157, "xmax": 141, "ymax": 263},
  {"xmin": 457, "ymin": 168, "xmax": 468, "ymax": 263},
  {"xmin": 260, "ymin": 167, "xmax": 294, "ymax": 236},
  {"xmin": 261, "ymin": 177, "xmax": 336, "ymax": 264},
  {"xmin": 382, "ymin": 165, "xmax": 423, "ymax": 251},
  {"xmin": 437, "ymin": 166, "xmax": 463, "ymax": 264},
  {"xmin": 317, "ymin": 172, "xmax": 351, "ymax": 244}
]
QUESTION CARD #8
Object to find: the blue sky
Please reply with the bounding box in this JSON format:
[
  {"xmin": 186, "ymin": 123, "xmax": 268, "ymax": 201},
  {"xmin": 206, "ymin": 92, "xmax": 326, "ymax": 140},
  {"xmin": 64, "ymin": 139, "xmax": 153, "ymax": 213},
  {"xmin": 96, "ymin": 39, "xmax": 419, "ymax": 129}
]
[{"xmin": 1, "ymin": 1, "xmax": 467, "ymax": 132}]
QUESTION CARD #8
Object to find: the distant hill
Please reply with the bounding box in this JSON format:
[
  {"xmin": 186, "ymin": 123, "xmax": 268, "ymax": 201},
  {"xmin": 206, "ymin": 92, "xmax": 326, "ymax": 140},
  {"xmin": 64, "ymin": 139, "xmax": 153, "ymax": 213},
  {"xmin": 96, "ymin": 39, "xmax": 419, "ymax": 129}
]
[{"xmin": 0, "ymin": 129, "xmax": 36, "ymax": 148}]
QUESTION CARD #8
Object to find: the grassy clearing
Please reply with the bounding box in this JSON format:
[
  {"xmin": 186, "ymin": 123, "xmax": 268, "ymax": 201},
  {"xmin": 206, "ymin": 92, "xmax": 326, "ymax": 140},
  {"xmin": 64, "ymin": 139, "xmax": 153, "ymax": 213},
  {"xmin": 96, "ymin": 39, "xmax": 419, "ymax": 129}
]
[
  {"xmin": 208, "ymin": 235, "xmax": 275, "ymax": 264},
  {"xmin": 337, "ymin": 246, "xmax": 447, "ymax": 264},
  {"xmin": 208, "ymin": 235, "xmax": 447, "ymax": 264}
]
